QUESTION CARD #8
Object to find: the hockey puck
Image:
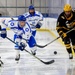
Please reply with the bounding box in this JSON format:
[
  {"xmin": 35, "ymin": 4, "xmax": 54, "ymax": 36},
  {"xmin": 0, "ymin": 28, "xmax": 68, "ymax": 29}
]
[{"xmin": 54, "ymin": 51, "xmax": 57, "ymax": 54}]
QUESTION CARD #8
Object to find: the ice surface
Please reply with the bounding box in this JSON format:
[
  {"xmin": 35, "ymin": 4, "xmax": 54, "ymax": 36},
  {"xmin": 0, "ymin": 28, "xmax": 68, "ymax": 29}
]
[{"xmin": 0, "ymin": 30, "xmax": 75, "ymax": 75}]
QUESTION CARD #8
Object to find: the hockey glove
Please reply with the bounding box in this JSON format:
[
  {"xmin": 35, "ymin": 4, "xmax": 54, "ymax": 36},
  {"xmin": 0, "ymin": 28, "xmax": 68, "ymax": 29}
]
[
  {"xmin": 1, "ymin": 29, "xmax": 7, "ymax": 38},
  {"xmin": 36, "ymin": 22, "xmax": 42, "ymax": 28},
  {"xmin": 61, "ymin": 33, "xmax": 67, "ymax": 39},
  {"xmin": 19, "ymin": 42, "xmax": 26, "ymax": 51},
  {"xmin": 59, "ymin": 31, "xmax": 67, "ymax": 39}
]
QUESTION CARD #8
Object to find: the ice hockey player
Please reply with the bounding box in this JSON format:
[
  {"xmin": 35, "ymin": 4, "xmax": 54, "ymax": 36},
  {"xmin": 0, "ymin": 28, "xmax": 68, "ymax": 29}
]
[
  {"xmin": 23, "ymin": 5, "xmax": 43, "ymax": 37},
  {"xmin": 1, "ymin": 15, "xmax": 37, "ymax": 61},
  {"xmin": 56, "ymin": 4, "xmax": 75, "ymax": 59}
]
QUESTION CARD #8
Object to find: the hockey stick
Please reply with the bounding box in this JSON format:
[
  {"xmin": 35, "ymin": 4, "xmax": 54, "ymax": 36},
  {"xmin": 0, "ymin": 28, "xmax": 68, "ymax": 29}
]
[
  {"xmin": 10, "ymin": 17, "xmax": 46, "ymax": 48},
  {"xmin": 10, "ymin": 17, "xmax": 75, "ymax": 48},
  {"xmin": 6, "ymin": 36, "xmax": 55, "ymax": 65},
  {"xmin": 34, "ymin": 27, "xmax": 75, "ymax": 48}
]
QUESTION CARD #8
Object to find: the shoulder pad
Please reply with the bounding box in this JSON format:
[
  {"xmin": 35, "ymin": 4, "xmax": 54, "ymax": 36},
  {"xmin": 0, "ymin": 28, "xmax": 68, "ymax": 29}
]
[
  {"xmin": 23, "ymin": 12, "xmax": 29, "ymax": 17},
  {"xmin": 61, "ymin": 16, "xmax": 65, "ymax": 19}
]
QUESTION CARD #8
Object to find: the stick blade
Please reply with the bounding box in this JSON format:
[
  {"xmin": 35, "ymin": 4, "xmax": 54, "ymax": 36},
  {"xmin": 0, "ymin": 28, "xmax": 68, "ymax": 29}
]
[
  {"xmin": 35, "ymin": 44, "xmax": 47, "ymax": 48},
  {"xmin": 41, "ymin": 60, "xmax": 55, "ymax": 65}
]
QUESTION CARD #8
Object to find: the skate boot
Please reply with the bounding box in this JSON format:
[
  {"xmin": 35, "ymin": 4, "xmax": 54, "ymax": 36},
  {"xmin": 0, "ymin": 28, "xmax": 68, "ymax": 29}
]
[
  {"xmin": 69, "ymin": 53, "xmax": 73, "ymax": 59},
  {"xmin": 15, "ymin": 54, "xmax": 20, "ymax": 61},
  {"xmin": 30, "ymin": 46, "xmax": 37, "ymax": 55},
  {"xmin": 31, "ymin": 50, "xmax": 36, "ymax": 55}
]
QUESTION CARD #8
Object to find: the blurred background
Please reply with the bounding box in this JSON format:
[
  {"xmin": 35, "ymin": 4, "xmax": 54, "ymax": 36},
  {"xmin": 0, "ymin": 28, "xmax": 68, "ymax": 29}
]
[{"xmin": 0, "ymin": 0, "xmax": 74, "ymax": 17}]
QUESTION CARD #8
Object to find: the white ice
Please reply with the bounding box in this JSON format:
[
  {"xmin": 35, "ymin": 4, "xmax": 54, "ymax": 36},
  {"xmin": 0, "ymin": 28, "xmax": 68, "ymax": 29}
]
[{"xmin": 0, "ymin": 30, "xmax": 75, "ymax": 75}]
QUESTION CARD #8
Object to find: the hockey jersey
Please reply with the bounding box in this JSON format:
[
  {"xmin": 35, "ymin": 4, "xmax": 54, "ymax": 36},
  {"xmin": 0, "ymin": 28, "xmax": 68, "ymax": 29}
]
[
  {"xmin": 2, "ymin": 19, "xmax": 32, "ymax": 40},
  {"xmin": 23, "ymin": 11, "xmax": 43, "ymax": 31}
]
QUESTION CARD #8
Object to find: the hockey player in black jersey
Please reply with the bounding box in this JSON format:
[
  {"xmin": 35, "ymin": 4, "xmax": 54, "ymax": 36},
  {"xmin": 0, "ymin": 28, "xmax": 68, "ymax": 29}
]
[{"xmin": 56, "ymin": 4, "xmax": 75, "ymax": 59}]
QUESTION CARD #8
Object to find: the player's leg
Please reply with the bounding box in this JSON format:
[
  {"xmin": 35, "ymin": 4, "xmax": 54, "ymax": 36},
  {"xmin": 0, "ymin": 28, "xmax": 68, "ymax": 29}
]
[
  {"xmin": 14, "ymin": 35, "xmax": 22, "ymax": 61},
  {"xmin": 30, "ymin": 46, "xmax": 37, "ymax": 55},
  {"xmin": 70, "ymin": 37, "xmax": 75, "ymax": 54},
  {"xmin": 63, "ymin": 37, "xmax": 73, "ymax": 59},
  {"xmin": 27, "ymin": 36, "xmax": 37, "ymax": 55},
  {"xmin": 69, "ymin": 32, "xmax": 75, "ymax": 59},
  {"xmin": 32, "ymin": 30, "xmax": 36, "ymax": 37},
  {"xmin": 72, "ymin": 45, "xmax": 75, "ymax": 53},
  {"xmin": 71, "ymin": 41, "xmax": 75, "ymax": 59}
]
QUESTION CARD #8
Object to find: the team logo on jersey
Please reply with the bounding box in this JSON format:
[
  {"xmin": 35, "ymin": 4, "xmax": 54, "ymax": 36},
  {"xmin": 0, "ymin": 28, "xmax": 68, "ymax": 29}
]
[
  {"xmin": 25, "ymin": 28, "xmax": 29, "ymax": 32},
  {"xmin": 10, "ymin": 22, "xmax": 14, "ymax": 26}
]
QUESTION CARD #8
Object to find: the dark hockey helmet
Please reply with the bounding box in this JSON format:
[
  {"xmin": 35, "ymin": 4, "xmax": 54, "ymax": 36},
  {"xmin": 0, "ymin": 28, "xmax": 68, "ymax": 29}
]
[
  {"xmin": 29, "ymin": 5, "xmax": 35, "ymax": 16},
  {"xmin": 18, "ymin": 15, "xmax": 26, "ymax": 21},
  {"xmin": 29, "ymin": 5, "xmax": 35, "ymax": 10}
]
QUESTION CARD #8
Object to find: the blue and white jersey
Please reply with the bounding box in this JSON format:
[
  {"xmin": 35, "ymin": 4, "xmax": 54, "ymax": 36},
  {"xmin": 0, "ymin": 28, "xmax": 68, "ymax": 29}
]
[
  {"xmin": 2, "ymin": 20, "xmax": 32, "ymax": 40},
  {"xmin": 23, "ymin": 11, "xmax": 43, "ymax": 31}
]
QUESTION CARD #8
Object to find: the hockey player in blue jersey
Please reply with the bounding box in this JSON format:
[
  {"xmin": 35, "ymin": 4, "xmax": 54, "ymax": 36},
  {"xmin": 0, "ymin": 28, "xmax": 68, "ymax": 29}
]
[
  {"xmin": 1, "ymin": 15, "xmax": 37, "ymax": 61},
  {"xmin": 23, "ymin": 5, "xmax": 43, "ymax": 37}
]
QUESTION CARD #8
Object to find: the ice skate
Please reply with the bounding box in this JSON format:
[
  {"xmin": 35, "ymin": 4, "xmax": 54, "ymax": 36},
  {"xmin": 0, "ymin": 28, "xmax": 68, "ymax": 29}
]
[
  {"xmin": 31, "ymin": 50, "xmax": 36, "ymax": 55},
  {"xmin": 15, "ymin": 54, "xmax": 20, "ymax": 61},
  {"xmin": 69, "ymin": 53, "xmax": 73, "ymax": 59}
]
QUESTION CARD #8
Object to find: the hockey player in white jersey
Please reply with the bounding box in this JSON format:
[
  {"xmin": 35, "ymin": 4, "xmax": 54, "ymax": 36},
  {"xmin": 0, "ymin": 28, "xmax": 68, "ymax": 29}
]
[
  {"xmin": 1, "ymin": 15, "xmax": 37, "ymax": 61},
  {"xmin": 23, "ymin": 5, "xmax": 43, "ymax": 37}
]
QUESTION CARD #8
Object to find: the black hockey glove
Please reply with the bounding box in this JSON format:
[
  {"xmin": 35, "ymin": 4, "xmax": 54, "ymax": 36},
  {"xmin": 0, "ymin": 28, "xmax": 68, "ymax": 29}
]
[
  {"xmin": 36, "ymin": 22, "xmax": 42, "ymax": 28},
  {"xmin": 59, "ymin": 31, "xmax": 67, "ymax": 39},
  {"xmin": 1, "ymin": 29, "xmax": 7, "ymax": 38},
  {"xmin": 19, "ymin": 42, "xmax": 26, "ymax": 51}
]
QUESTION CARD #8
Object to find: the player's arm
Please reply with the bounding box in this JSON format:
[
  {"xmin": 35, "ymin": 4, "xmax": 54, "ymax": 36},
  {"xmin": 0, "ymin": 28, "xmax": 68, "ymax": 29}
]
[
  {"xmin": 0, "ymin": 19, "xmax": 8, "ymax": 38},
  {"xmin": 36, "ymin": 12, "xmax": 43, "ymax": 28},
  {"xmin": 56, "ymin": 16, "xmax": 67, "ymax": 39},
  {"xmin": 1, "ymin": 19, "xmax": 15, "ymax": 38},
  {"xmin": 38, "ymin": 11, "xmax": 43, "ymax": 21}
]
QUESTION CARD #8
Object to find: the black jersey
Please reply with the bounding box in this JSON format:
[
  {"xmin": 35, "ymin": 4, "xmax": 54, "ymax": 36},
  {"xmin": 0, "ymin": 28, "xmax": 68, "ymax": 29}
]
[{"xmin": 56, "ymin": 11, "xmax": 75, "ymax": 33}]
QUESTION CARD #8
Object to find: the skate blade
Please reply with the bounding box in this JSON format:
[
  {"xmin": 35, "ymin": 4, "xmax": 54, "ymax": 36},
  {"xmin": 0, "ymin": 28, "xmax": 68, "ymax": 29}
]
[{"xmin": 15, "ymin": 60, "xmax": 19, "ymax": 63}]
